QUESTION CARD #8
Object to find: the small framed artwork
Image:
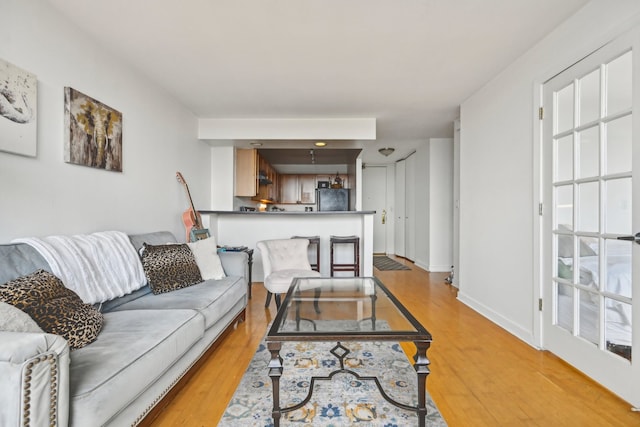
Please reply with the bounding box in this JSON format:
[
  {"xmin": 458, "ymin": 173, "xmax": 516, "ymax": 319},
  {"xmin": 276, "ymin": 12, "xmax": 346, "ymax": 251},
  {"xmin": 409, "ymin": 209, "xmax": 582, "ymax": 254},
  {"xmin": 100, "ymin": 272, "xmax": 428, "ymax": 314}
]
[
  {"xmin": 0, "ymin": 58, "xmax": 37, "ymax": 157},
  {"xmin": 190, "ymin": 228, "xmax": 211, "ymax": 242},
  {"xmin": 64, "ymin": 87, "xmax": 123, "ymax": 172}
]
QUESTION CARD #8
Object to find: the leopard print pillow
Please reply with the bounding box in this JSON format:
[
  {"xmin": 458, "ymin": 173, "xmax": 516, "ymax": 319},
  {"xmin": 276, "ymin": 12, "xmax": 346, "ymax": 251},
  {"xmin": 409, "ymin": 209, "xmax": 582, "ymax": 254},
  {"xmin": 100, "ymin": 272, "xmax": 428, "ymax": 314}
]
[
  {"xmin": 0, "ymin": 270, "xmax": 104, "ymax": 350},
  {"xmin": 141, "ymin": 243, "xmax": 203, "ymax": 294}
]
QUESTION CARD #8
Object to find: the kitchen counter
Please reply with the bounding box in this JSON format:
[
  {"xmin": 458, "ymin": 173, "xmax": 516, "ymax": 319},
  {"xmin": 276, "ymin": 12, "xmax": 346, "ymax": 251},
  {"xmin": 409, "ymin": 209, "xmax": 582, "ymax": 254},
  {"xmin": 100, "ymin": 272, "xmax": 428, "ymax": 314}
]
[{"xmin": 200, "ymin": 210, "xmax": 375, "ymax": 280}]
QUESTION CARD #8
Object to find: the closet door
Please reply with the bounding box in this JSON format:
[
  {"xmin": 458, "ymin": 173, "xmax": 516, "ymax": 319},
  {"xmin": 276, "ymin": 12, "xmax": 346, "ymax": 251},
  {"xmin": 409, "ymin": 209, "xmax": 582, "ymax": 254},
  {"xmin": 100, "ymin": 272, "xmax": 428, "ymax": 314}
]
[{"xmin": 395, "ymin": 160, "xmax": 406, "ymax": 257}]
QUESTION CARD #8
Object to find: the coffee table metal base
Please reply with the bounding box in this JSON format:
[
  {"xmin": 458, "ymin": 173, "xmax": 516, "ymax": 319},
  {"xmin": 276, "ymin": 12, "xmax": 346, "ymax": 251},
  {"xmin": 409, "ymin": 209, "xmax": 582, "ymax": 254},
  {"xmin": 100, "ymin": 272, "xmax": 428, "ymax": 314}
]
[{"xmin": 267, "ymin": 340, "xmax": 431, "ymax": 427}]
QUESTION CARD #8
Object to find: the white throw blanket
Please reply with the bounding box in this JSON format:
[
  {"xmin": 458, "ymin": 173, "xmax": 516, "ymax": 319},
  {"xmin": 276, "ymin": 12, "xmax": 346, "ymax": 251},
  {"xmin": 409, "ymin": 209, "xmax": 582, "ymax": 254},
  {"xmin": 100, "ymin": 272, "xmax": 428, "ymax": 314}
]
[{"xmin": 14, "ymin": 231, "xmax": 147, "ymax": 304}]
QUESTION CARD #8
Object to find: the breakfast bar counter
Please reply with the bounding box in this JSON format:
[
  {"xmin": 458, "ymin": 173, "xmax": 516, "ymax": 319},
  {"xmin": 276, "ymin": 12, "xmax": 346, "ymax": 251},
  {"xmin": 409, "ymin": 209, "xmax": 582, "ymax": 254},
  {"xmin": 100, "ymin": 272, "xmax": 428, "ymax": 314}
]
[{"xmin": 199, "ymin": 210, "xmax": 375, "ymax": 281}]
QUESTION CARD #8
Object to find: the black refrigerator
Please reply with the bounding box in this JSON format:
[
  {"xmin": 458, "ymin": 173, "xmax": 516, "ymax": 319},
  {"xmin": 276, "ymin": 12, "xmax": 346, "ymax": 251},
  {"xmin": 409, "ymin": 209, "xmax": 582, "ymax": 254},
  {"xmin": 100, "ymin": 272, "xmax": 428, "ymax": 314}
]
[{"xmin": 316, "ymin": 188, "xmax": 350, "ymax": 211}]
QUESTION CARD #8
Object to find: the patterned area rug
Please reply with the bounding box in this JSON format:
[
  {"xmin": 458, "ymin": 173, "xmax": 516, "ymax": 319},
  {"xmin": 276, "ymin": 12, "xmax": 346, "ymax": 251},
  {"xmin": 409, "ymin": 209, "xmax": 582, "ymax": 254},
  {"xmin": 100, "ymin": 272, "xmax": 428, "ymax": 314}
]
[
  {"xmin": 373, "ymin": 255, "xmax": 411, "ymax": 271},
  {"xmin": 219, "ymin": 335, "xmax": 446, "ymax": 426}
]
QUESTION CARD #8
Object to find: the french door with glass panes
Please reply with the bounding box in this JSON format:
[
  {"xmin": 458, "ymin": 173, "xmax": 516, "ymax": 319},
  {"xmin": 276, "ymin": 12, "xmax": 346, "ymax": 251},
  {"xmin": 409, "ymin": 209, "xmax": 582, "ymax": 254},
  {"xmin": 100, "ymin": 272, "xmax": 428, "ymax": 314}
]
[{"xmin": 542, "ymin": 32, "xmax": 639, "ymax": 407}]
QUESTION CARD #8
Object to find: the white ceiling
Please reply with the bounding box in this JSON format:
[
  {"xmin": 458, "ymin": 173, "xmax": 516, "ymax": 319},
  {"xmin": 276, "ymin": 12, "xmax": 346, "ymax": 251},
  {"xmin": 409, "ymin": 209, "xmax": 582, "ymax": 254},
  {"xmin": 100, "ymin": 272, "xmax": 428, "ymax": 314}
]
[{"xmin": 46, "ymin": 0, "xmax": 588, "ymax": 164}]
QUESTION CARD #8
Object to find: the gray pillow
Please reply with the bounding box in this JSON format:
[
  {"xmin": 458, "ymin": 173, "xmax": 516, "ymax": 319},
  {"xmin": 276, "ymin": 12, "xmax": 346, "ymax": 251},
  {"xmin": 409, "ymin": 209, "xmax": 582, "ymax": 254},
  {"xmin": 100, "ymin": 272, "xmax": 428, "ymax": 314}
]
[{"xmin": 0, "ymin": 301, "xmax": 43, "ymax": 333}]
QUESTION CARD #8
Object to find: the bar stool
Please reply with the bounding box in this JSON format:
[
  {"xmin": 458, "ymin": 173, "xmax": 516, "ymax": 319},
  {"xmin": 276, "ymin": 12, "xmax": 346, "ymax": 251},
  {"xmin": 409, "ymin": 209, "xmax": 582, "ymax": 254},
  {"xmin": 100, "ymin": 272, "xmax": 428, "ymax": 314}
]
[
  {"xmin": 291, "ymin": 235, "xmax": 320, "ymax": 272},
  {"xmin": 330, "ymin": 235, "xmax": 360, "ymax": 277}
]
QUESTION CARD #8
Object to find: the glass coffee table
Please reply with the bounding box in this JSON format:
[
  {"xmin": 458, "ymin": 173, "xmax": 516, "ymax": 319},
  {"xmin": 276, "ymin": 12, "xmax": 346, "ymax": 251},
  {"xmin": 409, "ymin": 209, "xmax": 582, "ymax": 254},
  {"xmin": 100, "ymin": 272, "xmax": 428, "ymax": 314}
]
[{"xmin": 266, "ymin": 276, "xmax": 433, "ymax": 427}]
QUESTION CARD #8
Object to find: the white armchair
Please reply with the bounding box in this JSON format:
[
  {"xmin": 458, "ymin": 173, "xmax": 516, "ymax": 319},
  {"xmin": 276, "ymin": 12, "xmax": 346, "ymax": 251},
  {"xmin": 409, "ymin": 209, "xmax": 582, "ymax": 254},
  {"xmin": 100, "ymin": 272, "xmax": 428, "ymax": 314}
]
[{"xmin": 257, "ymin": 238, "xmax": 322, "ymax": 309}]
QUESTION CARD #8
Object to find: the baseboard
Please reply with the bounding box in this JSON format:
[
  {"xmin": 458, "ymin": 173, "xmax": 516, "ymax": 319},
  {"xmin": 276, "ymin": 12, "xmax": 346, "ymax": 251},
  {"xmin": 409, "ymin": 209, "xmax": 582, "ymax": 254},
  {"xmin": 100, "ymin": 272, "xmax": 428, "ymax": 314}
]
[
  {"xmin": 413, "ymin": 259, "xmax": 451, "ymax": 273},
  {"xmin": 457, "ymin": 291, "xmax": 539, "ymax": 349},
  {"xmin": 427, "ymin": 264, "xmax": 451, "ymax": 273}
]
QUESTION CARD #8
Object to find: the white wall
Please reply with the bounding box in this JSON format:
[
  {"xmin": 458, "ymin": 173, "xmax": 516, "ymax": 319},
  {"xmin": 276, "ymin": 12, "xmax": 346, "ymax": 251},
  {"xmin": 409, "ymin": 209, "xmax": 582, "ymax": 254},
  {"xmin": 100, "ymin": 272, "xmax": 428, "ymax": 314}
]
[
  {"xmin": 458, "ymin": 0, "xmax": 640, "ymax": 346},
  {"xmin": 428, "ymin": 138, "xmax": 453, "ymax": 272},
  {"xmin": 413, "ymin": 139, "xmax": 453, "ymax": 272},
  {"xmin": 0, "ymin": 0, "xmax": 209, "ymax": 243}
]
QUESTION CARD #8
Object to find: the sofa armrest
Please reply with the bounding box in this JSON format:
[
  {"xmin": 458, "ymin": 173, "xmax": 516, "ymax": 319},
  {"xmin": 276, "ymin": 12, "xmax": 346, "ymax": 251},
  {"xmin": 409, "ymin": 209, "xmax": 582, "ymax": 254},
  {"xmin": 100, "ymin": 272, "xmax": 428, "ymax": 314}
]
[
  {"xmin": 218, "ymin": 251, "xmax": 249, "ymax": 283},
  {"xmin": 0, "ymin": 332, "xmax": 70, "ymax": 427}
]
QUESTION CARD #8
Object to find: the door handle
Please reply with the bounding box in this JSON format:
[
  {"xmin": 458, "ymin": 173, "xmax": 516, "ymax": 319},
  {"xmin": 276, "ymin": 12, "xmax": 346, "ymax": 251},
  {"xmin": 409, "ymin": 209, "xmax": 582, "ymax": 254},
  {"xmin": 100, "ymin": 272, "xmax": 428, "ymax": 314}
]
[
  {"xmin": 382, "ymin": 210, "xmax": 386, "ymax": 224},
  {"xmin": 616, "ymin": 232, "xmax": 640, "ymax": 244}
]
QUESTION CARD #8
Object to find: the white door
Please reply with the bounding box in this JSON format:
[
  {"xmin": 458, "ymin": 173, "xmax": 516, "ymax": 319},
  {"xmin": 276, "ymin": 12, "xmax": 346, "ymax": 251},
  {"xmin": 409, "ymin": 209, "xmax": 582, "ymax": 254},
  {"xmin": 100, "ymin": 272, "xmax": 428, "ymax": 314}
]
[
  {"xmin": 405, "ymin": 153, "xmax": 416, "ymax": 261},
  {"xmin": 542, "ymin": 32, "xmax": 639, "ymax": 406},
  {"xmin": 362, "ymin": 165, "xmax": 388, "ymax": 254},
  {"xmin": 395, "ymin": 160, "xmax": 406, "ymax": 257}
]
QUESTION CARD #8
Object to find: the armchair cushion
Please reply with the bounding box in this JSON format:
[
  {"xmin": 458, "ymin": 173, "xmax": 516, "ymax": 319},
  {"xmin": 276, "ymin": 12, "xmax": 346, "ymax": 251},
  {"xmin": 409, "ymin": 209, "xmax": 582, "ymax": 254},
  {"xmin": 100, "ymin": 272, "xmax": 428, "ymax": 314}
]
[{"xmin": 264, "ymin": 269, "xmax": 321, "ymax": 294}]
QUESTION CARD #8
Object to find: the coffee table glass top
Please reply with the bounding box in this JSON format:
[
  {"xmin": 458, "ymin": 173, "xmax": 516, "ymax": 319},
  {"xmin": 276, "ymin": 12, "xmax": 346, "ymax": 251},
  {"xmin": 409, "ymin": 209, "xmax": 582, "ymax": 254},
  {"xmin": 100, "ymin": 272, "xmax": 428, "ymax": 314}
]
[{"xmin": 267, "ymin": 276, "xmax": 432, "ymax": 342}]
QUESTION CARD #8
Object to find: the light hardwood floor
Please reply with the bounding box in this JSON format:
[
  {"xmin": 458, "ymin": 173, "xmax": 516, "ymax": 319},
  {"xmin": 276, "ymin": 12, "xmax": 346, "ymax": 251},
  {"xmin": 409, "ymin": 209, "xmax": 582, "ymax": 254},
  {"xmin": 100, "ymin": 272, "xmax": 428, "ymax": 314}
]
[{"xmin": 150, "ymin": 257, "xmax": 640, "ymax": 426}]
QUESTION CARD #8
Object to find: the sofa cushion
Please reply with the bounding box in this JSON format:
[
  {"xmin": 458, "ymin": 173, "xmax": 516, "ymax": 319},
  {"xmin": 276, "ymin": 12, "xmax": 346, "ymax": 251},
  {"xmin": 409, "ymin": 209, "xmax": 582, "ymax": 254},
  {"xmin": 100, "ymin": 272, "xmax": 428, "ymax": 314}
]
[
  {"xmin": 108, "ymin": 276, "xmax": 245, "ymax": 330},
  {"xmin": 69, "ymin": 308, "xmax": 204, "ymax": 425},
  {"xmin": 141, "ymin": 243, "xmax": 203, "ymax": 294},
  {"xmin": 0, "ymin": 270, "xmax": 103, "ymax": 349}
]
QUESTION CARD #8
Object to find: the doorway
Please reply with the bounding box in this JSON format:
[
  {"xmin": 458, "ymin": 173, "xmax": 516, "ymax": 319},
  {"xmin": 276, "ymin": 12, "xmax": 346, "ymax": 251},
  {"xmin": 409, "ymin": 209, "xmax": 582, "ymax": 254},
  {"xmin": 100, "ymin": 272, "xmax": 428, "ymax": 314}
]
[
  {"xmin": 362, "ymin": 165, "xmax": 388, "ymax": 254},
  {"xmin": 542, "ymin": 32, "xmax": 638, "ymax": 406}
]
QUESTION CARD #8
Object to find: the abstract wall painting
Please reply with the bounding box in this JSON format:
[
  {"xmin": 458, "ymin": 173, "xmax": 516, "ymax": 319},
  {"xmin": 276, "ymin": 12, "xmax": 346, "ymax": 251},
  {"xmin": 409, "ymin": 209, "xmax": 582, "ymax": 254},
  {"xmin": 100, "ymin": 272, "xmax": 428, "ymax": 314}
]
[
  {"xmin": 64, "ymin": 87, "xmax": 123, "ymax": 172},
  {"xmin": 0, "ymin": 58, "xmax": 37, "ymax": 157}
]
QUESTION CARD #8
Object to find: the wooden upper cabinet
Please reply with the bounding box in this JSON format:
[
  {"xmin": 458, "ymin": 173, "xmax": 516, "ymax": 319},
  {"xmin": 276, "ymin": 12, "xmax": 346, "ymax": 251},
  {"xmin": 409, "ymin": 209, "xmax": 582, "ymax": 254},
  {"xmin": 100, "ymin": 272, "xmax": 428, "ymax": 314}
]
[
  {"xmin": 279, "ymin": 175, "xmax": 299, "ymax": 204},
  {"xmin": 299, "ymin": 175, "xmax": 316, "ymax": 203},
  {"xmin": 235, "ymin": 148, "xmax": 258, "ymax": 197},
  {"xmin": 279, "ymin": 174, "xmax": 318, "ymax": 204},
  {"xmin": 235, "ymin": 149, "xmax": 277, "ymax": 201}
]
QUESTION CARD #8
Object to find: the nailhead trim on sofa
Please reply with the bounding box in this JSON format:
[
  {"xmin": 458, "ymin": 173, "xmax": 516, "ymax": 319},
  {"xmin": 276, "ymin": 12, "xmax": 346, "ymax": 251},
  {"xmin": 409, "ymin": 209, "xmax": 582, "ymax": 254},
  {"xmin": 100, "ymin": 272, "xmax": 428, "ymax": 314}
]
[{"xmin": 22, "ymin": 353, "xmax": 58, "ymax": 427}]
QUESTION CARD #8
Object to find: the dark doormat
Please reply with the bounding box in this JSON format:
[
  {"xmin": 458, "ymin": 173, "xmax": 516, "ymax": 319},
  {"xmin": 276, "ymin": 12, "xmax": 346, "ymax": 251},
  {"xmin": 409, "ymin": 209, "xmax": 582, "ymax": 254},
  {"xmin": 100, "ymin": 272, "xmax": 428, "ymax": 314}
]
[{"xmin": 373, "ymin": 255, "xmax": 411, "ymax": 271}]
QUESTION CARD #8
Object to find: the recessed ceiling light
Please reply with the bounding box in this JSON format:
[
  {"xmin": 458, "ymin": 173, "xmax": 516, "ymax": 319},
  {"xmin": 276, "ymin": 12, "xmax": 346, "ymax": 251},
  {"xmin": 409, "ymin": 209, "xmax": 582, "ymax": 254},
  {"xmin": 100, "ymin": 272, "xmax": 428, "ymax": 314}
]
[
  {"xmin": 250, "ymin": 142, "xmax": 263, "ymax": 147},
  {"xmin": 314, "ymin": 141, "xmax": 327, "ymax": 147}
]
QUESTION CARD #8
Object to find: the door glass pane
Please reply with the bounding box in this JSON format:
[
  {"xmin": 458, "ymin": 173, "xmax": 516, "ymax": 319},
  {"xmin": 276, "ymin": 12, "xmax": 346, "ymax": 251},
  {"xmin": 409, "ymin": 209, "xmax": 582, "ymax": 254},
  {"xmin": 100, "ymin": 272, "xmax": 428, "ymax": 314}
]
[
  {"xmin": 556, "ymin": 185, "xmax": 574, "ymax": 230},
  {"xmin": 555, "ymin": 135, "xmax": 574, "ymax": 182},
  {"xmin": 579, "ymin": 289, "xmax": 599, "ymax": 345},
  {"xmin": 578, "ymin": 182, "xmax": 599, "ymax": 232},
  {"xmin": 606, "ymin": 51, "xmax": 632, "ymax": 115},
  {"xmin": 556, "ymin": 282, "xmax": 574, "ymax": 333},
  {"xmin": 606, "ymin": 115, "xmax": 632, "ymax": 175},
  {"xmin": 556, "ymin": 233, "xmax": 574, "ymax": 280},
  {"xmin": 605, "ymin": 298, "xmax": 632, "ymax": 361},
  {"xmin": 556, "ymin": 83, "xmax": 575, "ymax": 134},
  {"xmin": 605, "ymin": 239, "xmax": 632, "ymax": 298},
  {"xmin": 578, "ymin": 126, "xmax": 599, "ymax": 179},
  {"xmin": 578, "ymin": 236, "xmax": 598, "ymax": 286},
  {"xmin": 579, "ymin": 68, "xmax": 600, "ymax": 125},
  {"xmin": 605, "ymin": 178, "xmax": 632, "ymax": 234}
]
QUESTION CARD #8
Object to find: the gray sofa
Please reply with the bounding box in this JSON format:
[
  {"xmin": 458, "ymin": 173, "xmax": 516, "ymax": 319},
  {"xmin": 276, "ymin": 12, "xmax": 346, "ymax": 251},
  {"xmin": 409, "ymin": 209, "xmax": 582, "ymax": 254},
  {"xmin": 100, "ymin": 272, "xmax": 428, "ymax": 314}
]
[{"xmin": 0, "ymin": 231, "xmax": 248, "ymax": 426}]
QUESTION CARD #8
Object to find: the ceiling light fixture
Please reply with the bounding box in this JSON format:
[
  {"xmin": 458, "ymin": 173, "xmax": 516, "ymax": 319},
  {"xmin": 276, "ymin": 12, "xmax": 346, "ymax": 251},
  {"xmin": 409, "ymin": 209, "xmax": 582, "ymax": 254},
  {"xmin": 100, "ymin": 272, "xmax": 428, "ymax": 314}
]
[
  {"xmin": 250, "ymin": 142, "xmax": 263, "ymax": 147},
  {"xmin": 378, "ymin": 147, "xmax": 395, "ymax": 157},
  {"xmin": 314, "ymin": 141, "xmax": 327, "ymax": 147}
]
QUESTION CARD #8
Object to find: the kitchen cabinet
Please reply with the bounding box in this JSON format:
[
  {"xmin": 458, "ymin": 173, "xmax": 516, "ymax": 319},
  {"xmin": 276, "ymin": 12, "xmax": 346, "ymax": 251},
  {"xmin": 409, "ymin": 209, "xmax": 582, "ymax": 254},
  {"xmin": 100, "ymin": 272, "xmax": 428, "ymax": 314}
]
[
  {"xmin": 234, "ymin": 148, "xmax": 277, "ymax": 202},
  {"xmin": 279, "ymin": 174, "xmax": 317, "ymax": 204},
  {"xmin": 255, "ymin": 155, "xmax": 278, "ymax": 203},
  {"xmin": 235, "ymin": 148, "xmax": 258, "ymax": 197}
]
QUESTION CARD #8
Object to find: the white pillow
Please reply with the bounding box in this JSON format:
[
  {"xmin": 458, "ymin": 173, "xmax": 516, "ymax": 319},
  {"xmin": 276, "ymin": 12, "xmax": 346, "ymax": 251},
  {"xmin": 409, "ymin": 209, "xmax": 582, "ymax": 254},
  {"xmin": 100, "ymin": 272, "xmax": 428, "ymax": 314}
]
[
  {"xmin": 0, "ymin": 301, "xmax": 44, "ymax": 333},
  {"xmin": 187, "ymin": 236, "xmax": 226, "ymax": 280}
]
